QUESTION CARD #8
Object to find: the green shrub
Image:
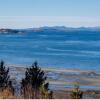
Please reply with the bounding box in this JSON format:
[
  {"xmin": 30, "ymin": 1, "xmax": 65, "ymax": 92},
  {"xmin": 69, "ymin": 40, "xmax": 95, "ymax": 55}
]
[{"xmin": 70, "ymin": 82, "xmax": 83, "ymax": 99}]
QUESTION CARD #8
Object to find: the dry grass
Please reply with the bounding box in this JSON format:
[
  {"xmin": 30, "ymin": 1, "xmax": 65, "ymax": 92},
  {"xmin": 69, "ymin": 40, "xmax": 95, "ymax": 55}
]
[{"xmin": 0, "ymin": 88, "xmax": 16, "ymax": 99}]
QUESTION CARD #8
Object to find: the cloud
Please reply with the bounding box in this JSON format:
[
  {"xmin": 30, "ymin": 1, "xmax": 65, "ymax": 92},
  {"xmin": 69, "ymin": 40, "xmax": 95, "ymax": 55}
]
[{"xmin": 0, "ymin": 16, "xmax": 100, "ymax": 29}]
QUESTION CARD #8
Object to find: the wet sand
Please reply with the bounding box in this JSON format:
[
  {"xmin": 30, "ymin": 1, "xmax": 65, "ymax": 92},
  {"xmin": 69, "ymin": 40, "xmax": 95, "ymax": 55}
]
[
  {"xmin": 6, "ymin": 64, "xmax": 100, "ymax": 91},
  {"xmin": 5, "ymin": 64, "xmax": 100, "ymax": 98}
]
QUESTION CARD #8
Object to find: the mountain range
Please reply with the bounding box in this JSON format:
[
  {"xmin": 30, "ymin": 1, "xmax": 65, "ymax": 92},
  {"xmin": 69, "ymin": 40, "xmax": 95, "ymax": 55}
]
[{"xmin": 0, "ymin": 26, "xmax": 100, "ymax": 34}]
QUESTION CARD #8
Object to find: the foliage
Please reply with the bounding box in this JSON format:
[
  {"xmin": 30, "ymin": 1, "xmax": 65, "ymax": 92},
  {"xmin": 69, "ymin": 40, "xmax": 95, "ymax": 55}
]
[
  {"xmin": 0, "ymin": 61, "xmax": 14, "ymax": 92},
  {"xmin": 0, "ymin": 61, "xmax": 14, "ymax": 97},
  {"xmin": 40, "ymin": 83, "xmax": 53, "ymax": 99},
  {"xmin": 21, "ymin": 61, "xmax": 53, "ymax": 99},
  {"xmin": 0, "ymin": 61, "xmax": 10, "ymax": 88},
  {"xmin": 70, "ymin": 82, "xmax": 83, "ymax": 99}
]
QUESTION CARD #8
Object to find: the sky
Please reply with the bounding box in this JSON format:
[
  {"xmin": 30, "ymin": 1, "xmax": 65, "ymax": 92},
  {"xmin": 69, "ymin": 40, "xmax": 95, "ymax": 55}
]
[{"xmin": 0, "ymin": 0, "xmax": 100, "ymax": 28}]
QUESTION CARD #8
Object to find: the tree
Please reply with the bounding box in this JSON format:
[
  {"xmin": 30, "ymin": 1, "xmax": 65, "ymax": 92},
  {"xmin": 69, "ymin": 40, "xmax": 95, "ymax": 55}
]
[
  {"xmin": 0, "ymin": 61, "xmax": 10, "ymax": 89},
  {"xmin": 21, "ymin": 61, "xmax": 52, "ymax": 99},
  {"xmin": 0, "ymin": 61, "xmax": 14, "ymax": 94}
]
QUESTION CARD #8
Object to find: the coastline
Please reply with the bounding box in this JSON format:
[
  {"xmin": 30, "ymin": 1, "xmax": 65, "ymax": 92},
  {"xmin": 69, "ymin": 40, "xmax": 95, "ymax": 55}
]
[{"xmin": 6, "ymin": 64, "xmax": 100, "ymax": 91}]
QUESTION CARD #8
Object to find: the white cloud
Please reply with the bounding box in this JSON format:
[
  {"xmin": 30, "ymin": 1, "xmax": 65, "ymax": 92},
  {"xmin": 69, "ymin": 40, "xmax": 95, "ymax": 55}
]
[{"xmin": 0, "ymin": 16, "xmax": 100, "ymax": 29}]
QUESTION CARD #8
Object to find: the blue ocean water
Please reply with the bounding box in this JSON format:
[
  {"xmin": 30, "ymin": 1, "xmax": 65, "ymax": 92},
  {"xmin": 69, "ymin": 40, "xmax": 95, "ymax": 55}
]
[{"xmin": 0, "ymin": 30, "xmax": 100, "ymax": 70}]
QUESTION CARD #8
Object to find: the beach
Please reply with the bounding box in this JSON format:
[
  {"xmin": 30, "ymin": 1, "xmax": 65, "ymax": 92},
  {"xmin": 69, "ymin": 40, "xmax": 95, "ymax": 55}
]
[
  {"xmin": 5, "ymin": 64, "xmax": 100, "ymax": 98},
  {"xmin": 7, "ymin": 64, "xmax": 100, "ymax": 90}
]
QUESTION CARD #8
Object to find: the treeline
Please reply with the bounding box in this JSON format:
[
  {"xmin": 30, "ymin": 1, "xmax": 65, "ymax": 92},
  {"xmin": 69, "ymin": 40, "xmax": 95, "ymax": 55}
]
[{"xmin": 0, "ymin": 61, "xmax": 83, "ymax": 99}]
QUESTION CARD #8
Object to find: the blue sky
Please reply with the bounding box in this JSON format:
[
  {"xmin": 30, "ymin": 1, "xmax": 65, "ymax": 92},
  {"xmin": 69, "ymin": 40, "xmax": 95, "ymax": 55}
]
[{"xmin": 0, "ymin": 0, "xmax": 100, "ymax": 28}]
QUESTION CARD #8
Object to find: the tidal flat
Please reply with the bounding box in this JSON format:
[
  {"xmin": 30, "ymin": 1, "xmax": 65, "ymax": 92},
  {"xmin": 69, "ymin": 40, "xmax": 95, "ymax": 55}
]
[{"xmin": 7, "ymin": 64, "xmax": 100, "ymax": 90}]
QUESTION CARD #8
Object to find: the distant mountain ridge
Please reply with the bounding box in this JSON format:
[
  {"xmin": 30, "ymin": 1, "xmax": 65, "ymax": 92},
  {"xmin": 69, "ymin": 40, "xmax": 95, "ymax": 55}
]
[
  {"xmin": 0, "ymin": 26, "xmax": 100, "ymax": 34},
  {"xmin": 26, "ymin": 26, "xmax": 100, "ymax": 32}
]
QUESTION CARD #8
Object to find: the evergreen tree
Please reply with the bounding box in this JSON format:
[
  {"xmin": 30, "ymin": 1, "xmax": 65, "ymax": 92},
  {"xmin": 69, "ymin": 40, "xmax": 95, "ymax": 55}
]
[
  {"xmin": 0, "ymin": 61, "xmax": 14, "ymax": 94},
  {"xmin": 21, "ymin": 61, "xmax": 52, "ymax": 99},
  {"xmin": 0, "ymin": 61, "xmax": 10, "ymax": 89}
]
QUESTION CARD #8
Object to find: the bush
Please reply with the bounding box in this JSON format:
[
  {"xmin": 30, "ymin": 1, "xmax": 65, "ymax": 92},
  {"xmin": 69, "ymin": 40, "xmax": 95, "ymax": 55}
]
[{"xmin": 70, "ymin": 82, "xmax": 83, "ymax": 99}]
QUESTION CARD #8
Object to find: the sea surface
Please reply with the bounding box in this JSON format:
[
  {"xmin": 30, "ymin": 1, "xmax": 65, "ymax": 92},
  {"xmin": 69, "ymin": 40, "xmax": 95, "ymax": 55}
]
[{"xmin": 0, "ymin": 30, "xmax": 100, "ymax": 70}]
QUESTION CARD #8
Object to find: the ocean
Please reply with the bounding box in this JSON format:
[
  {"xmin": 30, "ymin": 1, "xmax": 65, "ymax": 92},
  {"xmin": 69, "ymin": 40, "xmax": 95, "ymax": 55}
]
[{"xmin": 0, "ymin": 30, "xmax": 100, "ymax": 70}]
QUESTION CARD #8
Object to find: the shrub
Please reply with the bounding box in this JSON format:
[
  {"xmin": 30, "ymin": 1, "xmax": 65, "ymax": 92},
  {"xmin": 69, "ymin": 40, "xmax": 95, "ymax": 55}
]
[{"xmin": 70, "ymin": 82, "xmax": 83, "ymax": 99}]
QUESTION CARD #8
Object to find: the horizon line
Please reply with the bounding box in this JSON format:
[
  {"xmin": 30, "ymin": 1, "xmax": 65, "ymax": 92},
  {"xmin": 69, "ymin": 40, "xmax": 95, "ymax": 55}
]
[{"xmin": 0, "ymin": 25, "xmax": 100, "ymax": 30}]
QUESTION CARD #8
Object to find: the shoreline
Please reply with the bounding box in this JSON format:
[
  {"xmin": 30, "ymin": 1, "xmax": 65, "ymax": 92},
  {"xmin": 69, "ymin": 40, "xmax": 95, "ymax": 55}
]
[
  {"xmin": 6, "ymin": 64, "xmax": 100, "ymax": 90},
  {"xmin": 7, "ymin": 63, "xmax": 100, "ymax": 72}
]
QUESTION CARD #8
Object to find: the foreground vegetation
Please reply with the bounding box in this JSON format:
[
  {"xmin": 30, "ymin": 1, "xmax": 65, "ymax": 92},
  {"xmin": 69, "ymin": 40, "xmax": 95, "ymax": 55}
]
[{"xmin": 0, "ymin": 60, "xmax": 86, "ymax": 99}]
